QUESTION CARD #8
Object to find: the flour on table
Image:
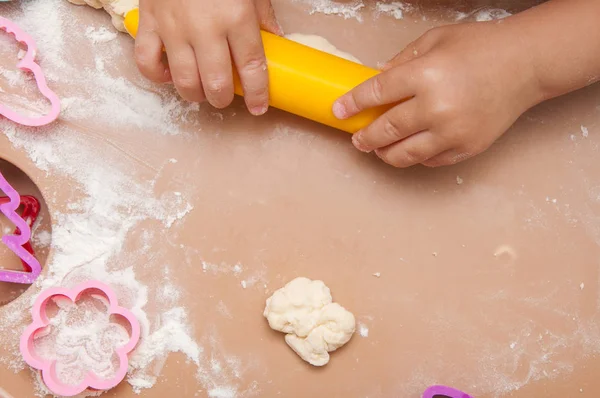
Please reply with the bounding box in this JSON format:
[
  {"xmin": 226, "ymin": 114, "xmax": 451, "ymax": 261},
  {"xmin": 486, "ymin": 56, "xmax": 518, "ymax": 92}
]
[
  {"xmin": 264, "ymin": 277, "xmax": 355, "ymax": 366},
  {"xmin": 85, "ymin": 26, "xmax": 118, "ymax": 43},
  {"xmin": 456, "ymin": 8, "xmax": 512, "ymax": 22},
  {"xmin": 0, "ymin": 0, "xmax": 242, "ymax": 395},
  {"xmin": 303, "ymin": 0, "xmax": 365, "ymax": 21},
  {"xmin": 474, "ymin": 8, "xmax": 511, "ymax": 21},
  {"xmin": 285, "ymin": 33, "xmax": 362, "ymax": 64},
  {"xmin": 31, "ymin": 293, "xmax": 131, "ymax": 388},
  {"xmin": 375, "ymin": 2, "xmax": 411, "ymax": 20},
  {"xmin": 357, "ymin": 322, "xmax": 369, "ymax": 337},
  {"xmin": 67, "ymin": 0, "xmax": 138, "ymax": 31}
]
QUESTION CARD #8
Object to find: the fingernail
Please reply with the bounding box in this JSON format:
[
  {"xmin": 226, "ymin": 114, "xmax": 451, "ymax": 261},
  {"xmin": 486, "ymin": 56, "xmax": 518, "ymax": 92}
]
[
  {"xmin": 332, "ymin": 100, "xmax": 347, "ymax": 119},
  {"xmin": 352, "ymin": 132, "xmax": 371, "ymax": 153},
  {"xmin": 250, "ymin": 105, "xmax": 268, "ymax": 116}
]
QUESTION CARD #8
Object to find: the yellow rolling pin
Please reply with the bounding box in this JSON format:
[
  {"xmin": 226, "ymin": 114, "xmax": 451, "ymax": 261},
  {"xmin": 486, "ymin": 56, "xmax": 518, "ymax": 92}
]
[{"xmin": 123, "ymin": 8, "xmax": 389, "ymax": 133}]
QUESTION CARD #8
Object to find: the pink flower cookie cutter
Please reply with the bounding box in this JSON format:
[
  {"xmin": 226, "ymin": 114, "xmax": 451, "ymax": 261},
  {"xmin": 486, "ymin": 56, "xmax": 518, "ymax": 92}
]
[
  {"xmin": 20, "ymin": 281, "xmax": 141, "ymax": 397},
  {"xmin": 0, "ymin": 16, "xmax": 60, "ymax": 126},
  {"xmin": 0, "ymin": 170, "xmax": 42, "ymax": 284},
  {"xmin": 423, "ymin": 385, "xmax": 473, "ymax": 398}
]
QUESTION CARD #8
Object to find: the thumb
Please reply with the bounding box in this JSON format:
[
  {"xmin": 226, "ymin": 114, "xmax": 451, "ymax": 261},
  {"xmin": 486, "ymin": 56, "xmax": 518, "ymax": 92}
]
[{"xmin": 255, "ymin": 0, "xmax": 284, "ymax": 36}]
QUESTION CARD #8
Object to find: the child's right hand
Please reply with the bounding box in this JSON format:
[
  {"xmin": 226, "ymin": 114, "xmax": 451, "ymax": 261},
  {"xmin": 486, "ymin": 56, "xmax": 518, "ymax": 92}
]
[
  {"xmin": 135, "ymin": 0, "xmax": 282, "ymax": 115},
  {"xmin": 333, "ymin": 21, "xmax": 543, "ymax": 168}
]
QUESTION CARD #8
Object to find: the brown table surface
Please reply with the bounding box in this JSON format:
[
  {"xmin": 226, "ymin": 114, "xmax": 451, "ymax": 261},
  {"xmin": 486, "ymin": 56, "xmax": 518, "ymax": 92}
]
[{"xmin": 1, "ymin": 0, "xmax": 600, "ymax": 397}]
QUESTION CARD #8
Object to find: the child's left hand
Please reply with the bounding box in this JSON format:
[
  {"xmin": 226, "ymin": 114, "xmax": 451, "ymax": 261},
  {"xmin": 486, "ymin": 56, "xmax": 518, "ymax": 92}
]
[{"xmin": 333, "ymin": 21, "xmax": 543, "ymax": 168}]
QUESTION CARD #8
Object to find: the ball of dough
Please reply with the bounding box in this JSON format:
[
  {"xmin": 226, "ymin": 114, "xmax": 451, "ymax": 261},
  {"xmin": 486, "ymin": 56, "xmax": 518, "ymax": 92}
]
[{"xmin": 264, "ymin": 277, "xmax": 355, "ymax": 366}]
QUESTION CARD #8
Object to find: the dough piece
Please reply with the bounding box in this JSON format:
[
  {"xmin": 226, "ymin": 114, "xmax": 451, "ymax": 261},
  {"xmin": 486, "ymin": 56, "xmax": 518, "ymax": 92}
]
[
  {"xmin": 285, "ymin": 33, "xmax": 362, "ymax": 64},
  {"xmin": 264, "ymin": 277, "xmax": 355, "ymax": 366},
  {"xmin": 67, "ymin": 0, "xmax": 138, "ymax": 32}
]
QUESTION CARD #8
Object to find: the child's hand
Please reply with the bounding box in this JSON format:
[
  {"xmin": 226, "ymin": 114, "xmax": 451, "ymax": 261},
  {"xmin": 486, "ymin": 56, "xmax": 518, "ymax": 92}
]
[
  {"xmin": 333, "ymin": 21, "xmax": 543, "ymax": 168},
  {"xmin": 135, "ymin": 0, "xmax": 282, "ymax": 115}
]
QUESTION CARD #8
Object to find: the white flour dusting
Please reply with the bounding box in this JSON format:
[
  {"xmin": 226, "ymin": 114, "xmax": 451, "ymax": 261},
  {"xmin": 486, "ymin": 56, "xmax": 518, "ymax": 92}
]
[
  {"xmin": 128, "ymin": 307, "xmax": 202, "ymax": 393},
  {"xmin": 9, "ymin": 0, "xmax": 200, "ymax": 135},
  {"xmin": 455, "ymin": 7, "xmax": 512, "ymax": 22},
  {"xmin": 1, "ymin": 1, "xmax": 598, "ymax": 398},
  {"xmin": 0, "ymin": 67, "xmax": 27, "ymax": 88},
  {"xmin": 31, "ymin": 230, "xmax": 52, "ymax": 248},
  {"xmin": 358, "ymin": 323, "xmax": 369, "ymax": 337},
  {"xmin": 474, "ymin": 8, "xmax": 512, "ymax": 21},
  {"xmin": 197, "ymin": 331, "xmax": 260, "ymax": 398},
  {"xmin": 375, "ymin": 1, "xmax": 411, "ymax": 19},
  {"xmin": 31, "ymin": 294, "xmax": 130, "ymax": 387},
  {"xmin": 0, "ymin": 0, "xmax": 246, "ymax": 396},
  {"xmin": 84, "ymin": 26, "xmax": 118, "ymax": 44},
  {"xmin": 303, "ymin": 0, "xmax": 366, "ymax": 21}
]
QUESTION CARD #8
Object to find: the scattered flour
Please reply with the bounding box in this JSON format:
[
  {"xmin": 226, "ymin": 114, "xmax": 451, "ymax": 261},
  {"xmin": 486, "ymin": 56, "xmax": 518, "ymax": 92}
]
[
  {"xmin": 84, "ymin": 26, "xmax": 118, "ymax": 44},
  {"xmin": 304, "ymin": 0, "xmax": 366, "ymax": 21},
  {"xmin": 0, "ymin": 67, "xmax": 27, "ymax": 88},
  {"xmin": 1, "ymin": 1, "xmax": 597, "ymax": 398},
  {"xmin": 358, "ymin": 322, "xmax": 369, "ymax": 338},
  {"xmin": 474, "ymin": 8, "xmax": 512, "ymax": 21},
  {"xmin": 31, "ymin": 230, "xmax": 52, "ymax": 248},
  {"xmin": 209, "ymin": 386, "xmax": 238, "ymax": 398},
  {"xmin": 31, "ymin": 294, "xmax": 131, "ymax": 387},
  {"xmin": 202, "ymin": 261, "xmax": 245, "ymax": 275},
  {"xmin": 581, "ymin": 125, "xmax": 589, "ymax": 138},
  {"xmin": 455, "ymin": 7, "xmax": 512, "ymax": 22},
  {"xmin": 375, "ymin": 1, "xmax": 411, "ymax": 19},
  {"xmin": 0, "ymin": 0, "xmax": 248, "ymax": 396}
]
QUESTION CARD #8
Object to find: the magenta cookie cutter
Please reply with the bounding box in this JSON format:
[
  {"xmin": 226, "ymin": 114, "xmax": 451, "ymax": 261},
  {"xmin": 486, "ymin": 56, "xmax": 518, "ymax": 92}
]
[
  {"xmin": 0, "ymin": 16, "xmax": 60, "ymax": 126},
  {"xmin": 0, "ymin": 171, "xmax": 42, "ymax": 284},
  {"xmin": 423, "ymin": 385, "xmax": 473, "ymax": 398},
  {"xmin": 20, "ymin": 281, "xmax": 141, "ymax": 397}
]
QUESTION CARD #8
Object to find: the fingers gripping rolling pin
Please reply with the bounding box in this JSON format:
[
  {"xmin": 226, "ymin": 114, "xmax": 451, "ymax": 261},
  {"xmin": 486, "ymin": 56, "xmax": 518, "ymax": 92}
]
[{"xmin": 123, "ymin": 8, "xmax": 390, "ymax": 133}]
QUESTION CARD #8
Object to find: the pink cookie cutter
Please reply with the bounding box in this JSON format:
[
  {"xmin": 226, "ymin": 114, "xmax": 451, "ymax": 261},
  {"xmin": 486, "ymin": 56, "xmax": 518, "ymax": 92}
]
[
  {"xmin": 0, "ymin": 171, "xmax": 42, "ymax": 284},
  {"xmin": 0, "ymin": 16, "xmax": 60, "ymax": 126},
  {"xmin": 20, "ymin": 281, "xmax": 141, "ymax": 397},
  {"xmin": 423, "ymin": 385, "xmax": 473, "ymax": 398}
]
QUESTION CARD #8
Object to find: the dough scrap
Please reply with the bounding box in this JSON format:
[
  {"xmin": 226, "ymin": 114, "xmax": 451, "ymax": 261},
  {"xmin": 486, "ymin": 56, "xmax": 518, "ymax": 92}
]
[
  {"xmin": 264, "ymin": 277, "xmax": 355, "ymax": 366},
  {"xmin": 67, "ymin": 0, "xmax": 138, "ymax": 32},
  {"xmin": 285, "ymin": 33, "xmax": 362, "ymax": 64}
]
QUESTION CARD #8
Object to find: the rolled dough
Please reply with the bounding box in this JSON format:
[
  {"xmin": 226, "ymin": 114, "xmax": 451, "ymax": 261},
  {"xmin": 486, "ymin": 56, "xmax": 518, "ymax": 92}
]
[{"xmin": 285, "ymin": 33, "xmax": 362, "ymax": 64}]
